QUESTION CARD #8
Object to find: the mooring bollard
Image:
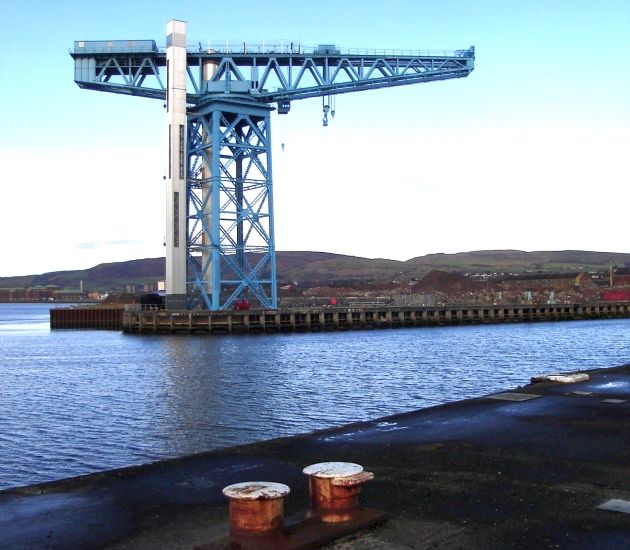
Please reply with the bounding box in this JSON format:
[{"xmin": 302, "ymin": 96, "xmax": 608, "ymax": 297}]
[
  {"xmin": 203, "ymin": 472, "xmax": 386, "ymax": 549},
  {"xmin": 222, "ymin": 481, "xmax": 290, "ymax": 540},
  {"xmin": 303, "ymin": 462, "xmax": 374, "ymax": 523}
]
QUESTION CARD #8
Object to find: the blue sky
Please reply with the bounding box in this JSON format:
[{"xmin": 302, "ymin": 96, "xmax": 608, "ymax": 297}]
[{"xmin": 1, "ymin": 0, "xmax": 628, "ymax": 275}]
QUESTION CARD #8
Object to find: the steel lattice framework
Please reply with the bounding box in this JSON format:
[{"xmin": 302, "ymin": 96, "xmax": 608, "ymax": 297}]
[
  {"xmin": 187, "ymin": 101, "xmax": 275, "ymax": 310},
  {"xmin": 71, "ymin": 24, "xmax": 474, "ymax": 310},
  {"xmin": 72, "ymin": 42, "xmax": 474, "ymax": 103}
]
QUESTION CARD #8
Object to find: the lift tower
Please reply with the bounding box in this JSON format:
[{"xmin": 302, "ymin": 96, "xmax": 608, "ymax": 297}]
[{"xmin": 71, "ymin": 20, "xmax": 474, "ymax": 310}]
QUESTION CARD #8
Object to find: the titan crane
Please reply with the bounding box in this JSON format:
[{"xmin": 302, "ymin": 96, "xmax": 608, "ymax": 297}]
[{"xmin": 71, "ymin": 20, "xmax": 474, "ymax": 311}]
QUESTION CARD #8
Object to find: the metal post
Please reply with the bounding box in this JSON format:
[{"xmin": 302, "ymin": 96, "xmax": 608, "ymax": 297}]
[
  {"xmin": 199, "ymin": 58, "xmax": 218, "ymax": 306},
  {"xmin": 236, "ymin": 128, "xmax": 244, "ymax": 301}
]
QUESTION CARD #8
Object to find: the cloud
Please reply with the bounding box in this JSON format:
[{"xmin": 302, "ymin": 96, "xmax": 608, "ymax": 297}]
[
  {"xmin": 76, "ymin": 240, "xmax": 144, "ymax": 250},
  {"xmin": 106, "ymin": 240, "xmax": 144, "ymax": 246},
  {"xmin": 77, "ymin": 242, "xmax": 99, "ymax": 250}
]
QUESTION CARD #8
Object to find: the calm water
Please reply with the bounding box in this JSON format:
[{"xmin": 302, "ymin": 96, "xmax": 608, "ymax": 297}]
[{"xmin": 0, "ymin": 303, "xmax": 628, "ymax": 490}]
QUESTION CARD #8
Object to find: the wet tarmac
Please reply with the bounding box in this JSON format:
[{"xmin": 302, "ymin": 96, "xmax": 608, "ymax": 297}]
[{"xmin": 1, "ymin": 365, "xmax": 628, "ymax": 549}]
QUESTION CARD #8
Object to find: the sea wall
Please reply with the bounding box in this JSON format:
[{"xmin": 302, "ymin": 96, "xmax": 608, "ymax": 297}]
[
  {"xmin": 121, "ymin": 301, "xmax": 630, "ymax": 334},
  {"xmin": 50, "ymin": 307, "xmax": 123, "ymax": 330}
]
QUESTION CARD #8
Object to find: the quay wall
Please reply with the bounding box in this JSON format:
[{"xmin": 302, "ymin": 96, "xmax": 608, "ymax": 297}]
[
  {"xmin": 122, "ymin": 302, "xmax": 630, "ymax": 334},
  {"xmin": 50, "ymin": 307, "xmax": 123, "ymax": 330}
]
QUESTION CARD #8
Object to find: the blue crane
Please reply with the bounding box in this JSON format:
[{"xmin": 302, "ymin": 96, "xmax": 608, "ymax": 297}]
[{"xmin": 71, "ymin": 20, "xmax": 474, "ymax": 311}]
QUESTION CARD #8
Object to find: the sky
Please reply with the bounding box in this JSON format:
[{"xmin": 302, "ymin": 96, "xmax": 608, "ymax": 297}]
[{"xmin": 0, "ymin": 0, "xmax": 628, "ymax": 276}]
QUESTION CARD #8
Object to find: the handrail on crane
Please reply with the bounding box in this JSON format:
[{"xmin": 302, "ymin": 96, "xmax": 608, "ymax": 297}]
[{"xmin": 72, "ymin": 40, "xmax": 475, "ymax": 60}]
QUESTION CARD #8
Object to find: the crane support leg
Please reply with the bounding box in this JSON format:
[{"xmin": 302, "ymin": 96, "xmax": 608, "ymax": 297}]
[{"xmin": 187, "ymin": 100, "xmax": 277, "ymax": 310}]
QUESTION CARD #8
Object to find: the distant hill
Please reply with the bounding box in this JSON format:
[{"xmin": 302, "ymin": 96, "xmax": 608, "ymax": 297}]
[
  {"xmin": 400, "ymin": 250, "xmax": 630, "ymax": 276},
  {"xmin": 1, "ymin": 250, "xmax": 628, "ymax": 292},
  {"xmin": 0, "ymin": 258, "xmax": 165, "ymax": 292},
  {"xmin": 276, "ymin": 251, "xmax": 402, "ymax": 285}
]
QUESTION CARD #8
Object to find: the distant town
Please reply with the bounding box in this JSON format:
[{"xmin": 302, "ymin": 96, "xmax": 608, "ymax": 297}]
[{"xmin": 278, "ymin": 268, "xmax": 630, "ymax": 308}]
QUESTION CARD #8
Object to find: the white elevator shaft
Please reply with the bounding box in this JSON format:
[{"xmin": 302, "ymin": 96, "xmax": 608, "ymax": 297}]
[{"xmin": 165, "ymin": 20, "xmax": 188, "ymax": 309}]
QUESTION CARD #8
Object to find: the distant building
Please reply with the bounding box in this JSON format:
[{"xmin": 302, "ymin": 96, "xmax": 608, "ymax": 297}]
[
  {"xmin": 0, "ymin": 286, "xmax": 59, "ymax": 301},
  {"xmin": 0, "ymin": 288, "xmax": 26, "ymax": 301},
  {"xmin": 53, "ymin": 290, "xmax": 89, "ymax": 302},
  {"xmin": 498, "ymin": 272, "xmax": 594, "ymax": 291},
  {"xmin": 613, "ymin": 268, "xmax": 630, "ymax": 287},
  {"xmin": 0, "ymin": 286, "xmax": 91, "ymax": 302}
]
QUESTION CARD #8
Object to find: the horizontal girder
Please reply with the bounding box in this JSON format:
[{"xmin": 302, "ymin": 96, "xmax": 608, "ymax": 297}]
[{"xmin": 71, "ymin": 42, "xmax": 474, "ymax": 104}]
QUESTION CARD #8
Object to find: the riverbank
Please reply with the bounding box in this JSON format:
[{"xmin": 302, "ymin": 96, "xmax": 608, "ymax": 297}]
[{"xmin": 1, "ymin": 364, "xmax": 628, "ymax": 548}]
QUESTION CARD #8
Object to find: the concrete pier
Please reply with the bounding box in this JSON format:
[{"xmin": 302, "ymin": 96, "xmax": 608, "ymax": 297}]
[
  {"xmin": 0, "ymin": 364, "xmax": 628, "ymax": 548},
  {"xmin": 122, "ymin": 301, "xmax": 630, "ymax": 334}
]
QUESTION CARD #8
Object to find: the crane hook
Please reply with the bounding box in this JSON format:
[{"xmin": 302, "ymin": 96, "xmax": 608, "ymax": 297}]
[
  {"xmin": 322, "ymin": 95, "xmax": 336, "ymax": 126},
  {"xmin": 322, "ymin": 104, "xmax": 330, "ymax": 127}
]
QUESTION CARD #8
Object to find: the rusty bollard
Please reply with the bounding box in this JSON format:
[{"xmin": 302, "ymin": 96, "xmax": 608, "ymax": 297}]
[
  {"xmin": 222, "ymin": 481, "xmax": 290, "ymax": 542},
  {"xmin": 303, "ymin": 462, "xmax": 374, "ymax": 523}
]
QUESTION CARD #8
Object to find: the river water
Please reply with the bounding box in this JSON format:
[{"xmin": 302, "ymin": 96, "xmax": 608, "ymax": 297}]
[{"xmin": 0, "ymin": 303, "xmax": 628, "ymax": 490}]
